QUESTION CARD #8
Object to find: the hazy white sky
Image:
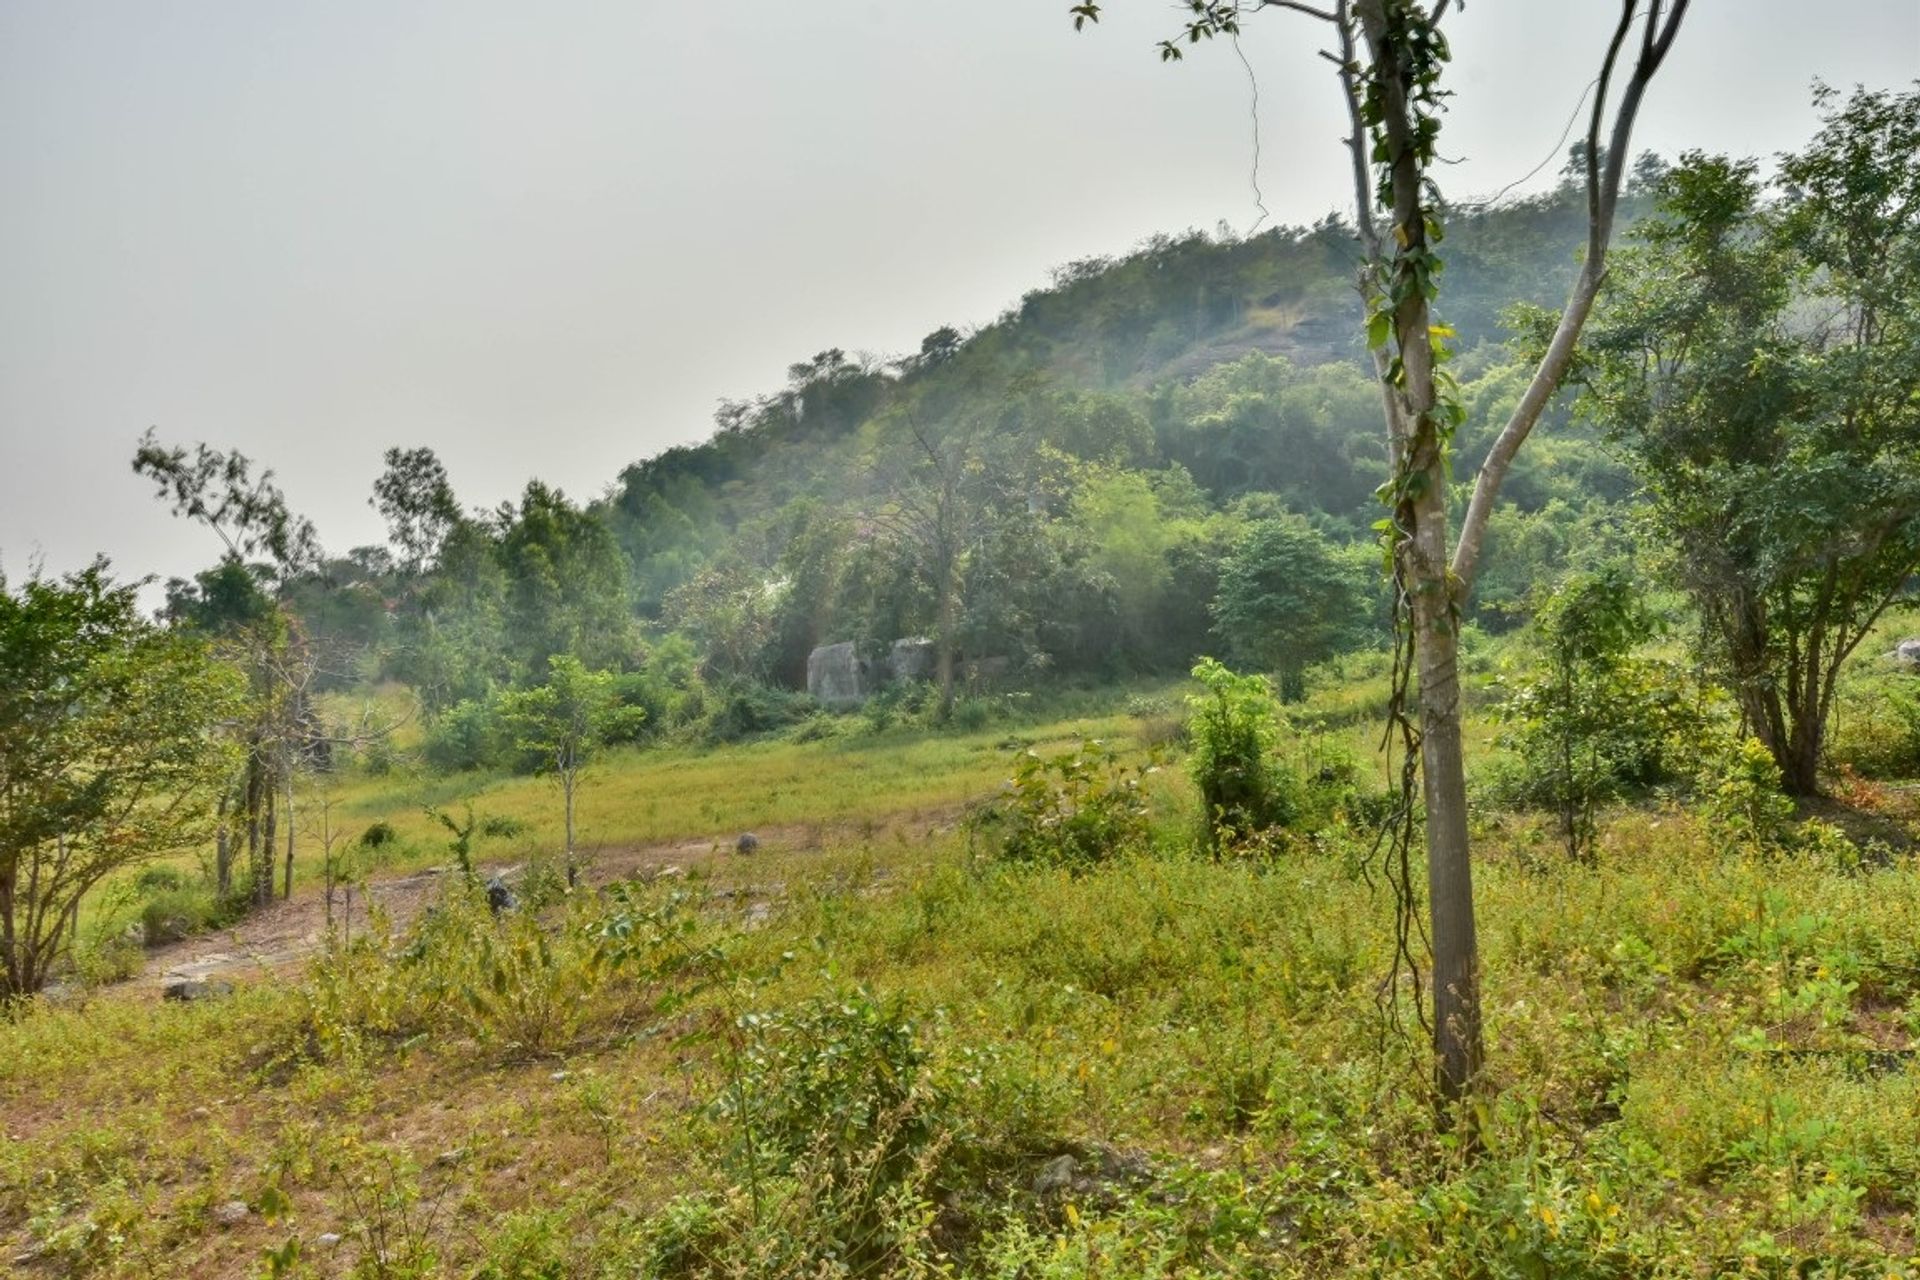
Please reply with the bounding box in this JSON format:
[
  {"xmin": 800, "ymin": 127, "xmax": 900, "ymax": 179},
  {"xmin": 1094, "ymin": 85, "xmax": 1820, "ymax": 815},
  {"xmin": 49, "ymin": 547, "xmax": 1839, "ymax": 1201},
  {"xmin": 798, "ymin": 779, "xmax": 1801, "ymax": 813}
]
[{"xmin": 2, "ymin": 1, "xmax": 1915, "ymax": 590}]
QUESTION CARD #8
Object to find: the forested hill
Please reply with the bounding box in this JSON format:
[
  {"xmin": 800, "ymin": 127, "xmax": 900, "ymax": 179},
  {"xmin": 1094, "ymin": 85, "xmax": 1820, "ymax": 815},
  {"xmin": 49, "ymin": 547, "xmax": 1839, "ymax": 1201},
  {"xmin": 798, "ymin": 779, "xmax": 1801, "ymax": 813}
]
[
  {"xmin": 603, "ymin": 175, "xmax": 1635, "ymax": 594},
  {"xmin": 257, "ymin": 174, "xmax": 1653, "ymax": 723}
]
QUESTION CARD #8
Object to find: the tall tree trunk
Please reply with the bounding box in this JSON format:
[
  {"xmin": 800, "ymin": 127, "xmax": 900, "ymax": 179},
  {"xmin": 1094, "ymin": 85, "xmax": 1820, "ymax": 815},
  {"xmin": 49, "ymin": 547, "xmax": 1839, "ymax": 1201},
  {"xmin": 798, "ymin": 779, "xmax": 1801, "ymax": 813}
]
[
  {"xmin": 934, "ymin": 561, "xmax": 958, "ymax": 719},
  {"xmin": 215, "ymin": 789, "xmax": 233, "ymax": 898},
  {"xmin": 563, "ymin": 767, "xmax": 578, "ymax": 887},
  {"xmin": 258, "ymin": 781, "xmax": 277, "ymax": 908},
  {"xmin": 1355, "ymin": 0, "xmax": 1483, "ymax": 1109},
  {"xmin": 282, "ymin": 774, "xmax": 297, "ymax": 899}
]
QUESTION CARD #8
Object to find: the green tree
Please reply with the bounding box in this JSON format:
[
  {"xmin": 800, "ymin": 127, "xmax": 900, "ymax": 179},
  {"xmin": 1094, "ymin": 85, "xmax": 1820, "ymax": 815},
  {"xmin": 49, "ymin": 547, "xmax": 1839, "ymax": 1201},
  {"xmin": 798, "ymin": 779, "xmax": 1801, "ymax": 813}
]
[
  {"xmin": 1076, "ymin": 0, "xmax": 1692, "ymax": 1111},
  {"xmin": 0, "ymin": 563, "xmax": 243, "ymax": 1000},
  {"xmin": 1186, "ymin": 658, "xmax": 1300, "ymax": 855},
  {"xmin": 134, "ymin": 433, "xmax": 320, "ymax": 905},
  {"xmin": 1211, "ymin": 516, "xmax": 1370, "ymax": 700},
  {"xmin": 1581, "ymin": 87, "xmax": 1920, "ymax": 794},
  {"xmin": 497, "ymin": 656, "xmax": 646, "ymax": 886},
  {"xmin": 1495, "ymin": 568, "xmax": 1693, "ymax": 861},
  {"xmin": 370, "ymin": 446, "xmax": 463, "ymax": 575}
]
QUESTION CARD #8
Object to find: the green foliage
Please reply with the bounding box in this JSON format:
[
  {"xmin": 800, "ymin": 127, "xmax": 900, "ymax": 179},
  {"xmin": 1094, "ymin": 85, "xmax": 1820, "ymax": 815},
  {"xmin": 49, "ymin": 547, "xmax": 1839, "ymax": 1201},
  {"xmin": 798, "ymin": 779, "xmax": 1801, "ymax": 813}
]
[
  {"xmin": 358, "ymin": 821, "xmax": 399, "ymax": 850},
  {"xmin": 1699, "ymin": 736, "xmax": 1796, "ymax": 852},
  {"xmin": 1490, "ymin": 569, "xmax": 1702, "ymax": 858},
  {"xmin": 0, "ymin": 560, "xmax": 244, "ymax": 998},
  {"xmin": 1210, "ymin": 516, "xmax": 1372, "ymax": 700},
  {"xmin": 1185, "ymin": 658, "xmax": 1300, "ymax": 855},
  {"xmin": 646, "ymin": 992, "xmax": 953, "ymax": 1279},
  {"xmin": 1583, "ymin": 86, "xmax": 1920, "ymax": 793},
  {"xmin": 303, "ymin": 877, "xmax": 710, "ymax": 1064},
  {"xmin": 1830, "ymin": 663, "xmax": 1920, "ymax": 779},
  {"xmin": 139, "ymin": 881, "xmax": 237, "ymax": 945},
  {"xmin": 421, "ymin": 697, "xmax": 502, "ymax": 772},
  {"xmin": 970, "ymin": 739, "xmax": 1156, "ymax": 870}
]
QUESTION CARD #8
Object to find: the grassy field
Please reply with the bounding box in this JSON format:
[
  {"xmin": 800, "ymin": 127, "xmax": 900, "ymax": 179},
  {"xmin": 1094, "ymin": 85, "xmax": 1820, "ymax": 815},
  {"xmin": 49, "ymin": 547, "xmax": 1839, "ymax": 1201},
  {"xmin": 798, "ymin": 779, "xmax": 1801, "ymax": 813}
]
[{"xmin": 8, "ymin": 662, "xmax": 1920, "ymax": 1277}]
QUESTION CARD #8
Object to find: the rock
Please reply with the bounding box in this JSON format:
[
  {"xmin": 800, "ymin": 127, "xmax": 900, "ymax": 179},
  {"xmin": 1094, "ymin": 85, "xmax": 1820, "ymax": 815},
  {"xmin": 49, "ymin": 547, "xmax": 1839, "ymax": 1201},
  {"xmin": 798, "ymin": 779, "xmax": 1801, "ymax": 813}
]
[
  {"xmin": 735, "ymin": 832, "xmax": 760, "ymax": 855},
  {"xmin": 315, "ymin": 1233, "xmax": 343, "ymax": 1249},
  {"xmin": 806, "ymin": 641, "xmax": 872, "ymax": 708},
  {"xmin": 550, "ymin": 1070, "xmax": 571, "ymax": 1082},
  {"xmin": 486, "ymin": 875, "xmax": 517, "ymax": 915},
  {"xmin": 887, "ymin": 637, "xmax": 936, "ymax": 684},
  {"xmin": 163, "ymin": 978, "xmax": 234, "ymax": 1003},
  {"xmin": 1895, "ymin": 637, "xmax": 1920, "ymax": 668},
  {"xmin": 1031, "ymin": 1154, "xmax": 1078, "ymax": 1196},
  {"xmin": 744, "ymin": 901, "xmax": 772, "ymax": 928},
  {"xmin": 13, "ymin": 1244, "xmax": 46, "ymax": 1266},
  {"xmin": 212, "ymin": 1200, "xmax": 250, "ymax": 1226}
]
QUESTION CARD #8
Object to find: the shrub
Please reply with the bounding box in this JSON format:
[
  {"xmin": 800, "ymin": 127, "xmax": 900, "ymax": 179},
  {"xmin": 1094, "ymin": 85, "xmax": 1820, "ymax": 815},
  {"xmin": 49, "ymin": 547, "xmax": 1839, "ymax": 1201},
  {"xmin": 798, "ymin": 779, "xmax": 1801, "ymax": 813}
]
[
  {"xmin": 1830, "ymin": 669, "xmax": 1920, "ymax": 779},
  {"xmin": 358, "ymin": 821, "xmax": 399, "ymax": 850},
  {"xmin": 422, "ymin": 697, "xmax": 502, "ymax": 772},
  {"xmin": 703, "ymin": 681, "xmax": 817, "ymax": 743},
  {"xmin": 1491, "ymin": 569, "xmax": 1703, "ymax": 859},
  {"xmin": 1700, "ymin": 735, "xmax": 1795, "ymax": 851},
  {"xmin": 644, "ymin": 992, "xmax": 951, "ymax": 1278},
  {"xmin": 1186, "ymin": 658, "xmax": 1300, "ymax": 855},
  {"xmin": 133, "ymin": 866, "xmax": 186, "ymax": 894},
  {"xmin": 948, "ymin": 695, "xmax": 999, "ymax": 733},
  {"xmin": 139, "ymin": 884, "xmax": 230, "ymax": 944},
  {"xmin": 72, "ymin": 930, "xmax": 143, "ymax": 987},
  {"xmin": 970, "ymin": 739, "xmax": 1156, "ymax": 870}
]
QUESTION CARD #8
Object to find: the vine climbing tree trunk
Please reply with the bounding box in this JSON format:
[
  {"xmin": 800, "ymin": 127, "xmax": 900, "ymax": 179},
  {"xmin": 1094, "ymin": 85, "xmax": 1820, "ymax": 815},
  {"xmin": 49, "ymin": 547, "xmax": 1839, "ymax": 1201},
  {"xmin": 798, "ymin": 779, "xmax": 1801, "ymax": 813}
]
[{"xmin": 1069, "ymin": 0, "xmax": 1693, "ymax": 1121}]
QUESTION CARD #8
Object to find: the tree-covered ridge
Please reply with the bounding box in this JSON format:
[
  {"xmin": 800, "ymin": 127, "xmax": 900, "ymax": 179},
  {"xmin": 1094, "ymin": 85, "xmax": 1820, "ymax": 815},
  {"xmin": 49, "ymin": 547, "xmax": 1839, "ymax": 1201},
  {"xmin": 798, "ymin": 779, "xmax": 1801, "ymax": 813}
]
[{"xmin": 262, "ymin": 176, "xmax": 1642, "ymax": 732}]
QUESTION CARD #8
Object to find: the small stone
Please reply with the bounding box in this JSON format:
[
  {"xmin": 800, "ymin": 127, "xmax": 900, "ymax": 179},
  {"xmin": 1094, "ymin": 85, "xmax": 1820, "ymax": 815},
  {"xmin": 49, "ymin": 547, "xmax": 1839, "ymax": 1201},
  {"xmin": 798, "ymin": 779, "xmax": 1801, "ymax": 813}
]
[
  {"xmin": 550, "ymin": 1070, "xmax": 570, "ymax": 1082},
  {"xmin": 13, "ymin": 1244, "xmax": 45, "ymax": 1265},
  {"xmin": 315, "ymin": 1233, "xmax": 342, "ymax": 1249},
  {"xmin": 1031, "ymin": 1154, "xmax": 1078, "ymax": 1196},
  {"xmin": 212, "ymin": 1200, "xmax": 250, "ymax": 1226},
  {"xmin": 432, "ymin": 1147, "xmax": 465, "ymax": 1167},
  {"xmin": 164, "ymin": 978, "xmax": 234, "ymax": 1003},
  {"xmin": 735, "ymin": 832, "xmax": 760, "ymax": 855}
]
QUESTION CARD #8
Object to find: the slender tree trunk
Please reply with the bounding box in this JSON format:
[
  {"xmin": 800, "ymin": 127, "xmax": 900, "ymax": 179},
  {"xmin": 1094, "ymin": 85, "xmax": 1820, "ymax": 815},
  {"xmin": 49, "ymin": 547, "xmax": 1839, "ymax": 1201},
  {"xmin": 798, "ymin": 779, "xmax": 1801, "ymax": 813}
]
[
  {"xmin": 282, "ymin": 774, "xmax": 296, "ymax": 899},
  {"xmin": 935, "ymin": 562, "xmax": 958, "ymax": 719},
  {"xmin": 563, "ymin": 767, "xmax": 578, "ymax": 887},
  {"xmin": 1, "ymin": 865, "xmax": 21, "ymax": 1001},
  {"xmin": 258, "ymin": 780, "xmax": 277, "ymax": 908},
  {"xmin": 215, "ymin": 789, "xmax": 233, "ymax": 898},
  {"xmin": 1353, "ymin": 0, "xmax": 1483, "ymax": 1110}
]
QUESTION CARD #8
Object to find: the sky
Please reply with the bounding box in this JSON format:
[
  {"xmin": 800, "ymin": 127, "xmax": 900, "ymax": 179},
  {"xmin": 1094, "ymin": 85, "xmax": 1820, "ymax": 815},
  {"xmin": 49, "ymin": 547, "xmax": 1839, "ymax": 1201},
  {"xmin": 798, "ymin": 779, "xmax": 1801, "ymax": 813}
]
[{"xmin": 2, "ymin": 1, "xmax": 1916, "ymax": 593}]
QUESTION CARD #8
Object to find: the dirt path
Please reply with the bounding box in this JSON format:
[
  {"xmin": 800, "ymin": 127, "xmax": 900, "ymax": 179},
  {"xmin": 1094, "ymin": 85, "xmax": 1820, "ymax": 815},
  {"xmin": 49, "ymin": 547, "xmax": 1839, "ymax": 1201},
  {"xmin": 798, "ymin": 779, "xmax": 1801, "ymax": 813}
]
[{"xmin": 137, "ymin": 809, "xmax": 962, "ymax": 993}]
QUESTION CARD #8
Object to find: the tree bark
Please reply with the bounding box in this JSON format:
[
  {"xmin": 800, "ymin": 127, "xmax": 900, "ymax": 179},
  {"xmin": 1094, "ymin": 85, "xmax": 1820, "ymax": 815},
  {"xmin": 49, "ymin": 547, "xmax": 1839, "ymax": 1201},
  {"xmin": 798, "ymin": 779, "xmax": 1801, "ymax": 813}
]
[
  {"xmin": 935, "ymin": 559, "xmax": 958, "ymax": 719},
  {"xmin": 282, "ymin": 774, "xmax": 296, "ymax": 899},
  {"xmin": 563, "ymin": 765, "xmax": 578, "ymax": 887}
]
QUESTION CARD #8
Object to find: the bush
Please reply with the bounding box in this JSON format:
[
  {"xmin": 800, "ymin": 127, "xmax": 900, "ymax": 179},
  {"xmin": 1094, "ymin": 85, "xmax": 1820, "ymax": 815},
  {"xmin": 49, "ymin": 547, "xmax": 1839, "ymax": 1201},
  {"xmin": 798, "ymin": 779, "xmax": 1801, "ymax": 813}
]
[
  {"xmin": 478, "ymin": 814, "xmax": 526, "ymax": 839},
  {"xmin": 702, "ymin": 681, "xmax": 818, "ymax": 743},
  {"xmin": 358, "ymin": 821, "xmax": 399, "ymax": 850},
  {"xmin": 1489, "ymin": 569, "xmax": 1704, "ymax": 859},
  {"xmin": 133, "ymin": 866, "xmax": 186, "ymax": 894},
  {"xmin": 72, "ymin": 930, "xmax": 144, "ymax": 986},
  {"xmin": 1830, "ymin": 670, "xmax": 1920, "ymax": 779},
  {"xmin": 970, "ymin": 739, "xmax": 1156, "ymax": 870},
  {"xmin": 1700, "ymin": 735, "xmax": 1795, "ymax": 851},
  {"xmin": 1186, "ymin": 658, "xmax": 1301, "ymax": 855},
  {"xmin": 139, "ymin": 884, "xmax": 230, "ymax": 945},
  {"xmin": 644, "ymin": 992, "xmax": 952, "ymax": 1278},
  {"xmin": 422, "ymin": 697, "xmax": 503, "ymax": 772}
]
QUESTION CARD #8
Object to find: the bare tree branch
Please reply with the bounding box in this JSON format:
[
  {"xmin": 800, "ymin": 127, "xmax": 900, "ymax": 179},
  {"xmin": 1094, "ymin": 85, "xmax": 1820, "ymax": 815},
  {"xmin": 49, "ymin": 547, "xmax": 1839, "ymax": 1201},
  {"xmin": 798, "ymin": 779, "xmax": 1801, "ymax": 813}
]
[{"xmin": 1451, "ymin": 0, "xmax": 1691, "ymax": 593}]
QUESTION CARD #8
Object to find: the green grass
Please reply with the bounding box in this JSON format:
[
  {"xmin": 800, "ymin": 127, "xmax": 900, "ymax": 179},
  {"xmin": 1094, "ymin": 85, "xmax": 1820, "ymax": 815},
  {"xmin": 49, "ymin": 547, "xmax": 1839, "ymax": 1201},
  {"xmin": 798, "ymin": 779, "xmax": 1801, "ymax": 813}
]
[{"xmin": 14, "ymin": 663, "xmax": 1920, "ymax": 1275}]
